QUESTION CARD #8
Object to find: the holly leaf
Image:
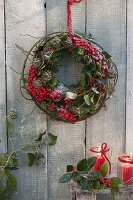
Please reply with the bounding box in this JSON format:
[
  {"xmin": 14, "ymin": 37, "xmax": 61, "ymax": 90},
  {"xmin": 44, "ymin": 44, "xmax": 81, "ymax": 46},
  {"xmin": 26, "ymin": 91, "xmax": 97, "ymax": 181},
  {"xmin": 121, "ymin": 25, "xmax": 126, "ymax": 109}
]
[
  {"xmin": 79, "ymin": 176, "xmax": 93, "ymax": 190},
  {"xmin": 100, "ymin": 163, "xmax": 108, "ymax": 177},
  {"xmin": 87, "ymin": 157, "xmax": 97, "ymax": 171},
  {"xmin": 67, "ymin": 165, "xmax": 74, "ymax": 172},
  {"xmin": 111, "ymin": 187, "xmax": 119, "ymax": 195},
  {"xmin": 7, "ymin": 122, "xmax": 13, "ymax": 136},
  {"xmin": 47, "ymin": 133, "xmax": 57, "ymax": 145},
  {"xmin": 59, "ymin": 173, "xmax": 73, "ymax": 183},
  {"xmin": 88, "ymin": 172, "xmax": 102, "ymax": 181},
  {"xmin": 84, "ymin": 95, "xmax": 91, "ymax": 106},
  {"xmin": 35, "ymin": 131, "xmax": 47, "ymax": 142},
  {"xmin": 110, "ymin": 177, "xmax": 122, "ymax": 187},
  {"xmin": 27, "ymin": 153, "xmax": 35, "ymax": 167},
  {"xmin": 77, "ymin": 159, "xmax": 88, "ymax": 172},
  {"xmin": 73, "ymin": 94, "xmax": 84, "ymax": 105}
]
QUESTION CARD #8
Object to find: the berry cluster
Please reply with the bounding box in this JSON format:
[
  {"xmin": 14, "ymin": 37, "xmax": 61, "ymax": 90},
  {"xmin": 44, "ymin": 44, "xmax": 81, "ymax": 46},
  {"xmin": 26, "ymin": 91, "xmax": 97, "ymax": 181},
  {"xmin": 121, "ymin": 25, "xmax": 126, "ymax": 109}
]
[
  {"xmin": 27, "ymin": 66, "xmax": 78, "ymax": 122},
  {"xmin": 59, "ymin": 107, "xmax": 77, "ymax": 123},
  {"xmin": 27, "ymin": 66, "xmax": 61, "ymax": 103},
  {"xmin": 73, "ymin": 36, "xmax": 103, "ymax": 61}
]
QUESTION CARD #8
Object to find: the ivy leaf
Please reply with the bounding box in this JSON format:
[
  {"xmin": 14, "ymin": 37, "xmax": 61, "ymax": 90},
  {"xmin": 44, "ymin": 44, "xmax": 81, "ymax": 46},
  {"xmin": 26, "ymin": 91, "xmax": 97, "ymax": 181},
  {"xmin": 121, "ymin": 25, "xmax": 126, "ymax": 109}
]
[
  {"xmin": 77, "ymin": 159, "xmax": 88, "ymax": 172},
  {"xmin": 7, "ymin": 122, "xmax": 13, "ymax": 136},
  {"xmin": 67, "ymin": 165, "xmax": 74, "ymax": 172},
  {"xmin": 0, "ymin": 169, "xmax": 17, "ymax": 199},
  {"xmin": 35, "ymin": 131, "xmax": 47, "ymax": 142},
  {"xmin": 27, "ymin": 152, "xmax": 45, "ymax": 167},
  {"xmin": 27, "ymin": 153, "xmax": 35, "ymax": 167},
  {"xmin": 100, "ymin": 163, "xmax": 108, "ymax": 177},
  {"xmin": 87, "ymin": 157, "xmax": 97, "ymax": 171},
  {"xmin": 47, "ymin": 133, "xmax": 57, "ymax": 145},
  {"xmin": 110, "ymin": 177, "xmax": 122, "ymax": 187},
  {"xmin": 59, "ymin": 173, "xmax": 73, "ymax": 183},
  {"xmin": 84, "ymin": 95, "xmax": 91, "ymax": 106},
  {"xmin": 88, "ymin": 172, "xmax": 102, "ymax": 181}
]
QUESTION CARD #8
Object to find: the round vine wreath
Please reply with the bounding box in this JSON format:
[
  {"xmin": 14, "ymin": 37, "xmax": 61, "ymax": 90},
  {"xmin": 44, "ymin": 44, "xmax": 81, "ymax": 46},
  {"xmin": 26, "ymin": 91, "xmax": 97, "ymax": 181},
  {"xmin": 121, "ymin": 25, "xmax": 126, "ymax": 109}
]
[{"xmin": 20, "ymin": 31, "xmax": 118, "ymax": 123}]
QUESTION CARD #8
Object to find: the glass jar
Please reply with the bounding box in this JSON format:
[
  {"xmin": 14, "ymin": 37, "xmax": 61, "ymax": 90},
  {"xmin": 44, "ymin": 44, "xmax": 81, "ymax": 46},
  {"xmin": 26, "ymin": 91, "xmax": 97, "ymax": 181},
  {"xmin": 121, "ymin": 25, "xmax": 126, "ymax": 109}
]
[
  {"xmin": 90, "ymin": 143, "xmax": 111, "ymax": 174},
  {"xmin": 118, "ymin": 155, "xmax": 133, "ymax": 185}
]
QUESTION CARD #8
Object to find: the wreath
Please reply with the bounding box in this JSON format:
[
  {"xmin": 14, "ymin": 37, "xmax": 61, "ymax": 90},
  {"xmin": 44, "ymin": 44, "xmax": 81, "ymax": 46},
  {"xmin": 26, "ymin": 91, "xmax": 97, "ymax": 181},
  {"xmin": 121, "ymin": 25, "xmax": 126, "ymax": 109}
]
[{"xmin": 20, "ymin": 0, "xmax": 118, "ymax": 123}]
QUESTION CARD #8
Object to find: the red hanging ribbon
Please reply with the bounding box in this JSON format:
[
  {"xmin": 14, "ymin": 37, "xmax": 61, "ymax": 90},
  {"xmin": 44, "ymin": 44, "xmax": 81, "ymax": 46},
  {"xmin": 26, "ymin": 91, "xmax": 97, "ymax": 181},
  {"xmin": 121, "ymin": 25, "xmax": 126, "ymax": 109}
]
[{"xmin": 67, "ymin": 0, "xmax": 82, "ymax": 40}]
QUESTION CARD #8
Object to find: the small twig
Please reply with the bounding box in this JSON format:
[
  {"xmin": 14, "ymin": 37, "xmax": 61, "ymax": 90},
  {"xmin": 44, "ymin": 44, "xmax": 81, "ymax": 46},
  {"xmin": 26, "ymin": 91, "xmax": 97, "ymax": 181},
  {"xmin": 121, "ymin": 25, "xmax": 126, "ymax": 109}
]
[
  {"xmin": 20, "ymin": 34, "xmax": 42, "ymax": 39},
  {"xmin": 24, "ymin": 105, "xmax": 36, "ymax": 117}
]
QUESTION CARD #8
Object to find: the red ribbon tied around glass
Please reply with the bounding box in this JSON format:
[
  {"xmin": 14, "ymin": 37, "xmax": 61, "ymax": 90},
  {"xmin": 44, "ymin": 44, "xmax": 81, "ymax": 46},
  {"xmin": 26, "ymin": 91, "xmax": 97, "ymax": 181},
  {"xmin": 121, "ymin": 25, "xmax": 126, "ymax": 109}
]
[{"xmin": 91, "ymin": 143, "xmax": 111, "ymax": 174}]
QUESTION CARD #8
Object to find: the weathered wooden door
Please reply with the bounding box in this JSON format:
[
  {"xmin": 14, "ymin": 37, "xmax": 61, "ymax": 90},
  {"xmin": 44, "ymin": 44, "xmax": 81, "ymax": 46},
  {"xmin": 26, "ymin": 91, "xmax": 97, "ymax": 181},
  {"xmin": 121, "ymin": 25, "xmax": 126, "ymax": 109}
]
[{"xmin": 0, "ymin": 0, "xmax": 133, "ymax": 199}]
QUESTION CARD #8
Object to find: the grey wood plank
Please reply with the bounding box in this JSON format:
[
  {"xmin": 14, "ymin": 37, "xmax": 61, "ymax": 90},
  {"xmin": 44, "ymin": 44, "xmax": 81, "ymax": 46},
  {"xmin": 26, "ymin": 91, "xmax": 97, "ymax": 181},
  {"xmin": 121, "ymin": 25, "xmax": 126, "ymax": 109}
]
[
  {"xmin": 5, "ymin": 1, "xmax": 48, "ymax": 199},
  {"xmin": 86, "ymin": 0, "xmax": 127, "ymax": 172},
  {"xmin": 0, "ymin": 0, "xmax": 7, "ymax": 154},
  {"xmin": 46, "ymin": 1, "xmax": 86, "ymax": 199},
  {"xmin": 126, "ymin": 0, "xmax": 133, "ymax": 153}
]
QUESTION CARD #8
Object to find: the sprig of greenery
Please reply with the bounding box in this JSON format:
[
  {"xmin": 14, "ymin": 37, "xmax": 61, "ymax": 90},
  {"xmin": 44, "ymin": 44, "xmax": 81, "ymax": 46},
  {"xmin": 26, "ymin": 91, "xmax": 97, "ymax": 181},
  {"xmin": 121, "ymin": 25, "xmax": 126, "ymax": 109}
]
[
  {"xmin": 59, "ymin": 157, "xmax": 122, "ymax": 195},
  {"xmin": 0, "ymin": 110, "xmax": 57, "ymax": 200}
]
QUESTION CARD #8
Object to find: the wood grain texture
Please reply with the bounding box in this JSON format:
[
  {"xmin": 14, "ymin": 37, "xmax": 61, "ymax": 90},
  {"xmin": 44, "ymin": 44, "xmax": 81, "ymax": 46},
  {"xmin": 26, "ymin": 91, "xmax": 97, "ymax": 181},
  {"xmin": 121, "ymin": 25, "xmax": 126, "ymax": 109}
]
[
  {"xmin": 126, "ymin": 0, "xmax": 133, "ymax": 153},
  {"xmin": 86, "ymin": 0, "xmax": 127, "ymax": 171},
  {"xmin": 46, "ymin": 0, "xmax": 86, "ymax": 199},
  {"xmin": 0, "ymin": 0, "xmax": 6, "ymax": 153},
  {"xmin": 5, "ymin": 1, "xmax": 47, "ymax": 199}
]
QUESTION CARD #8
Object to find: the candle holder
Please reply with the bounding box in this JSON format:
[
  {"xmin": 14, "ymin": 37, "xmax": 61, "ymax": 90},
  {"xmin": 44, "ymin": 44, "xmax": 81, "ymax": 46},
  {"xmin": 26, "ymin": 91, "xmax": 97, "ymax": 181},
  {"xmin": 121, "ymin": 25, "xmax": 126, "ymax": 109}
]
[
  {"xmin": 90, "ymin": 143, "xmax": 111, "ymax": 175},
  {"xmin": 118, "ymin": 155, "xmax": 133, "ymax": 185}
]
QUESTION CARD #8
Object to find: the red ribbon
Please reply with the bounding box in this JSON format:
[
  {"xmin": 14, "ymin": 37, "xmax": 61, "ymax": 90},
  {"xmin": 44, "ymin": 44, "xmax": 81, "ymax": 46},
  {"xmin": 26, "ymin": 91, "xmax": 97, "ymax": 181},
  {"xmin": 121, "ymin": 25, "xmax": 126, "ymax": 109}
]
[
  {"xmin": 90, "ymin": 143, "xmax": 112, "ymax": 175},
  {"xmin": 101, "ymin": 143, "xmax": 111, "ymax": 174},
  {"xmin": 67, "ymin": 0, "xmax": 82, "ymax": 40}
]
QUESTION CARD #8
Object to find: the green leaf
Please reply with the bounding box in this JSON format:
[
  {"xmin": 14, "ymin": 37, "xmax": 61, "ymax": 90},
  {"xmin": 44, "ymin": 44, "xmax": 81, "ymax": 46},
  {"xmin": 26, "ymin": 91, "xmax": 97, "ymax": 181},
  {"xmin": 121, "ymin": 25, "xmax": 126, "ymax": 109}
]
[
  {"xmin": 110, "ymin": 177, "xmax": 122, "ymax": 187},
  {"xmin": 88, "ymin": 172, "xmax": 102, "ymax": 181},
  {"xmin": 49, "ymin": 77, "xmax": 58, "ymax": 89},
  {"xmin": 111, "ymin": 187, "xmax": 119, "ymax": 195},
  {"xmin": 27, "ymin": 153, "xmax": 35, "ymax": 167},
  {"xmin": 7, "ymin": 122, "xmax": 13, "ymax": 136},
  {"xmin": 67, "ymin": 165, "xmax": 73, "ymax": 172},
  {"xmin": 0, "ymin": 169, "xmax": 17, "ymax": 199},
  {"xmin": 84, "ymin": 95, "xmax": 91, "ymax": 106},
  {"xmin": 59, "ymin": 173, "xmax": 73, "ymax": 183},
  {"xmin": 93, "ymin": 180, "xmax": 101, "ymax": 190},
  {"xmin": 27, "ymin": 152, "xmax": 45, "ymax": 167},
  {"xmin": 35, "ymin": 131, "xmax": 47, "ymax": 142},
  {"xmin": 47, "ymin": 133, "xmax": 57, "ymax": 145},
  {"xmin": 73, "ymin": 94, "xmax": 84, "ymax": 106},
  {"xmin": 100, "ymin": 163, "xmax": 108, "ymax": 177},
  {"xmin": 87, "ymin": 157, "xmax": 97, "ymax": 171},
  {"xmin": 77, "ymin": 159, "xmax": 88, "ymax": 172},
  {"xmin": 79, "ymin": 177, "xmax": 93, "ymax": 190},
  {"xmin": 35, "ymin": 152, "xmax": 44, "ymax": 161}
]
